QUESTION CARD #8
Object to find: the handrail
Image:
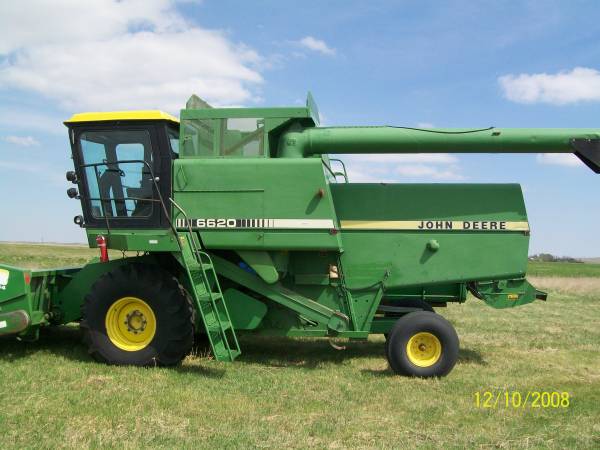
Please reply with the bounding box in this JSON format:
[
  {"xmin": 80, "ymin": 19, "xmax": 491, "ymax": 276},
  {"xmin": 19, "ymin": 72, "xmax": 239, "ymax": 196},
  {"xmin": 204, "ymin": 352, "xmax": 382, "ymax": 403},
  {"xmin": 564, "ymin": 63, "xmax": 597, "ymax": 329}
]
[
  {"xmin": 329, "ymin": 158, "xmax": 349, "ymax": 183},
  {"xmin": 169, "ymin": 198, "xmax": 199, "ymax": 254},
  {"xmin": 77, "ymin": 159, "xmax": 178, "ymax": 240},
  {"xmin": 322, "ymin": 158, "xmax": 349, "ymax": 183}
]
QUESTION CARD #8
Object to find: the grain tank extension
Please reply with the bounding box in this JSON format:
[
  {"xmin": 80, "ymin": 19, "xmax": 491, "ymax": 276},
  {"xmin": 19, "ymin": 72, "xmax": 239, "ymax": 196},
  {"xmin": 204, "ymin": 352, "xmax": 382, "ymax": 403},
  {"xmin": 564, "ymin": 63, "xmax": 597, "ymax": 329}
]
[{"xmin": 1, "ymin": 94, "xmax": 598, "ymax": 377}]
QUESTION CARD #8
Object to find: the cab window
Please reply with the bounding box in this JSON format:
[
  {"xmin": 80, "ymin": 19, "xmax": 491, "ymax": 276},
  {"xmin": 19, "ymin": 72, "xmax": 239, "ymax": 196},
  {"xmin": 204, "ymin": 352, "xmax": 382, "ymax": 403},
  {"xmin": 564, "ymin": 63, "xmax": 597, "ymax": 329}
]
[
  {"xmin": 180, "ymin": 117, "xmax": 264, "ymax": 157},
  {"xmin": 167, "ymin": 127, "xmax": 179, "ymax": 157},
  {"xmin": 219, "ymin": 118, "xmax": 264, "ymax": 157},
  {"xmin": 79, "ymin": 130, "xmax": 154, "ymax": 218}
]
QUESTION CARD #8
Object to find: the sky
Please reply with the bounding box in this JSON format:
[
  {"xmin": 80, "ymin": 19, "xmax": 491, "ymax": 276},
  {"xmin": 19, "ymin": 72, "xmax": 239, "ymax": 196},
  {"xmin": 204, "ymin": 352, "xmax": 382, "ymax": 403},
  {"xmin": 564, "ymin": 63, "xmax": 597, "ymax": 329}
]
[{"xmin": 1, "ymin": 0, "xmax": 600, "ymax": 256}]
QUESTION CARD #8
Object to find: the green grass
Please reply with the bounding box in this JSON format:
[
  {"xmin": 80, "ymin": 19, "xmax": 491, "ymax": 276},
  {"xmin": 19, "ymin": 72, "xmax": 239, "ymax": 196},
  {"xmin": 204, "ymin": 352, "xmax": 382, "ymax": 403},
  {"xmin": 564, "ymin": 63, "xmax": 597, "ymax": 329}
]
[
  {"xmin": 0, "ymin": 243, "xmax": 599, "ymax": 448},
  {"xmin": 527, "ymin": 260, "xmax": 600, "ymax": 278},
  {"xmin": 0, "ymin": 242, "xmax": 123, "ymax": 269}
]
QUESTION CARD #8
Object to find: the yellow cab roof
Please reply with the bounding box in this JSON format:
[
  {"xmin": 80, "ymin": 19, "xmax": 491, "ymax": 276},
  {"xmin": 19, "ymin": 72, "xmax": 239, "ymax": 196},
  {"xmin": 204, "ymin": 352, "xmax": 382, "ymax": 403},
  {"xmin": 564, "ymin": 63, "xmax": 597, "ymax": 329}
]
[{"xmin": 64, "ymin": 110, "xmax": 179, "ymax": 125}]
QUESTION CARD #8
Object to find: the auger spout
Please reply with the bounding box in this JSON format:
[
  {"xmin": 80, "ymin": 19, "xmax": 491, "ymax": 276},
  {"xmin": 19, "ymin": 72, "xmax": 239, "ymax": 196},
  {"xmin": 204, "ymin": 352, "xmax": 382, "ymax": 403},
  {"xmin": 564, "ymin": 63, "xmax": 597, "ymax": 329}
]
[{"xmin": 278, "ymin": 126, "xmax": 600, "ymax": 172}]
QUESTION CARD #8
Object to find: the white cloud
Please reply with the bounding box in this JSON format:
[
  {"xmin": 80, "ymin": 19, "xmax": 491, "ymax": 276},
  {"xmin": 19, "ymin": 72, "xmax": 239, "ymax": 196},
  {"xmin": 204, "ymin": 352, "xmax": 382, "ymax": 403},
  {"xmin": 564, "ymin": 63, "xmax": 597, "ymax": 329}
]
[
  {"xmin": 298, "ymin": 36, "xmax": 335, "ymax": 56},
  {"xmin": 499, "ymin": 67, "xmax": 600, "ymax": 105},
  {"xmin": 416, "ymin": 122, "xmax": 435, "ymax": 128},
  {"xmin": 2, "ymin": 135, "xmax": 40, "ymax": 147},
  {"xmin": 345, "ymin": 167, "xmax": 395, "ymax": 183},
  {"xmin": 345, "ymin": 154, "xmax": 458, "ymax": 164},
  {"xmin": 0, "ymin": 0, "xmax": 263, "ymax": 112},
  {"xmin": 395, "ymin": 164, "xmax": 464, "ymax": 180},
  {"xmin": 339, "ymin": 153, "xmax": 464, "ymax": 183},
  {"xmin": 536, "ymin": 153, "xmax": 582, "ymax": 167}
]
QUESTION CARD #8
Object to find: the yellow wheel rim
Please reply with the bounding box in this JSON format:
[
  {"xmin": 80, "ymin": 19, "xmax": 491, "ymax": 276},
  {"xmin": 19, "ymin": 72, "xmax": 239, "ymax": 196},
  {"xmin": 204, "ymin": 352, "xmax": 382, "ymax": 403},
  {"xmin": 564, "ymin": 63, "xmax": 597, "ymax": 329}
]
[
  {"xmin": 406, "ymin": 332, "xmax": 442, "ymax": 367},
  {"xmin": 105, "ymin": 296, "xmax": 156, "ymax": 351}
]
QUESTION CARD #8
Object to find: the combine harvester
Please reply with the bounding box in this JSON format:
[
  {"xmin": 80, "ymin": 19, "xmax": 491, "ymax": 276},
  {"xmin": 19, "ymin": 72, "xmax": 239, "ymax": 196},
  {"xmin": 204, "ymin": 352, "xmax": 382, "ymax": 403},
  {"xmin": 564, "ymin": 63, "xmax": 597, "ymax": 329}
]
[{"xmin": 1, "ymin": 94, "xmax": 598, "ymax": 377}]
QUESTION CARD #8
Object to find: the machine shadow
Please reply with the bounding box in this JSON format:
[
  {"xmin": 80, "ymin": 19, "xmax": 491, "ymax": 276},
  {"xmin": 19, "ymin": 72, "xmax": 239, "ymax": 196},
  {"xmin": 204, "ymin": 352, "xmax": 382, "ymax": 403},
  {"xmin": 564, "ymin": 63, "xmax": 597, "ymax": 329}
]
[
  {"xmin": 360, "ymin": 346, "xmax": 487, "ymax": 377},
  {"xmin": 0, "ymin": 325, "xmax": 89, "ymax": 363},
  {"xmin": 0, "ymin": 326, "xmax": 226, "ymax": 378},
  {"xmin": 457, "ymin": 347, "xmax": 488, "ymax": 366},
  {"xmin": 0, "ymin": 328, "xmax": 384, "ymax": 369},
  {"xmin": 0, "ymin": 329, "xmax": 485, "ymax": 375},
  {"xmin": 235, "ymin": 336, "xmax": 386, "ymax": 369}
]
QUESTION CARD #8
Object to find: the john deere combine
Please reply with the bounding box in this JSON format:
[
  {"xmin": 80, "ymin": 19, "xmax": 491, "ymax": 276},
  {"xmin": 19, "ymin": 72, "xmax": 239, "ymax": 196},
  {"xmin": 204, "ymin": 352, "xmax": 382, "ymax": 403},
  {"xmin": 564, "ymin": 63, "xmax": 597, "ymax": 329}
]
[{"xmin": 1, "ymin": 94, "xmax": 598, "ymax": 377}]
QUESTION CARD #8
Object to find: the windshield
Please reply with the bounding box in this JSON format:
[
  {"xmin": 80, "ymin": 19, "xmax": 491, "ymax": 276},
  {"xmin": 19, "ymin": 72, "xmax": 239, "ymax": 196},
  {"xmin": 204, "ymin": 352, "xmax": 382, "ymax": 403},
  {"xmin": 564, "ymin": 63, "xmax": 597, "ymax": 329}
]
[{"xmin": 79, "ymin": 129, "xmax": 154, "ymax": 218}]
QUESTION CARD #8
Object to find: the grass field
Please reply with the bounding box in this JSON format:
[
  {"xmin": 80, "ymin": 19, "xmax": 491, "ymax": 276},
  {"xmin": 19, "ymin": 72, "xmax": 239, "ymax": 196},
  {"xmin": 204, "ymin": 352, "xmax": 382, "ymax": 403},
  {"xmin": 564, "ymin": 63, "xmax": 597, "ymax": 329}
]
[
  {"xmin": 526, "ymin": 260, "xmax": 600, "ymax": 278},
  {"xmin": 0, "ymin": 243, "xmax": 599, "ymax": 448},
  {"xmin": 0, "ymin": 242, "xmax": 124, "ymax": 269}
]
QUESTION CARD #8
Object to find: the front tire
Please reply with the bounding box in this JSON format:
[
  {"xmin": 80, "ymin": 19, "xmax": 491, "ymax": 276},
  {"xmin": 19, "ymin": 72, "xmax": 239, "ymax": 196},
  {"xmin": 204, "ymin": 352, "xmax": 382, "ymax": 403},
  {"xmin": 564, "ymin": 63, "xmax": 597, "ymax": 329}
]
[
  {"xmin": 81, "ymin": 264, "xmax": 194, "ymax": 366},
  {"xmin": 386, "ymin": 311, "xmax": 459, "ymax": 377}
]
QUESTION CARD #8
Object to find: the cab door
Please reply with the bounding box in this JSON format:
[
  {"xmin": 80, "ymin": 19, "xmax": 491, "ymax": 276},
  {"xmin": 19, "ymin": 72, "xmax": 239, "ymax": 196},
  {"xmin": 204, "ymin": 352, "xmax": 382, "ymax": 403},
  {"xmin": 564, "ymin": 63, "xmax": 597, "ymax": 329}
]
[{"xmin": 70, "ymin": 122, "xmax": 172, "ymax": 229}]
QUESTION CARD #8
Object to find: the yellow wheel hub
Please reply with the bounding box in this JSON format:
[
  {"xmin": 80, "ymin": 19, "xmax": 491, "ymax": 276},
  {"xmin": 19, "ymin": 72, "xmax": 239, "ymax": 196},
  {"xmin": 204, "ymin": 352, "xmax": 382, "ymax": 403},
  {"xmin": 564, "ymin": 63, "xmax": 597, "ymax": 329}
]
[
  {"xmin": 406, "ymin": 332, "xmax": 442, "ymax": 367},
  {"xmin": 105, "ymin": 296, "xmax": 156, "ymax": 351}
]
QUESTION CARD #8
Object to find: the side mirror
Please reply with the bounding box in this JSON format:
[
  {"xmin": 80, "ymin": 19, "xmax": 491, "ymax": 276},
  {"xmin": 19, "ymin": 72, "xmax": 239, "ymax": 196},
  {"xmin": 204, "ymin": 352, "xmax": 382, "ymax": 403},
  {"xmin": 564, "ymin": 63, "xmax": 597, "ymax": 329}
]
[{"xmin": 66, "ymin": 171, "xmax": 78, "ymax": 183}]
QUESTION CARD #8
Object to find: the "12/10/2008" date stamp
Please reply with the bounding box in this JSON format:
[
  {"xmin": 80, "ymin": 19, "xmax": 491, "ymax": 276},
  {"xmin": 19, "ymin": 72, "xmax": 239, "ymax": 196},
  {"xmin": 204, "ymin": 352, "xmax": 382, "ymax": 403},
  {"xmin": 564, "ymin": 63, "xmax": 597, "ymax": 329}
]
[{"xmin": 474, "ymin": 391, "xmax": 570, "ymax": 409}]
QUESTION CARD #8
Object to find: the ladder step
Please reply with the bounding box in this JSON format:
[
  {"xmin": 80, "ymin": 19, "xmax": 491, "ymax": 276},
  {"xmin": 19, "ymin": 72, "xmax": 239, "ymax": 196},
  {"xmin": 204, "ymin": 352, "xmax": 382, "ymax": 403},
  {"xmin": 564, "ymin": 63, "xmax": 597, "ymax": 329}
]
[
  {"xmin": 190, "ymin": 271, "xmax": 204, "ymax": 284},
  {"xmin": 210, "ymin": 343, "xmax": 241, "ymax": 361},
  {"xmin": 206, "ymin": 322, "xmax": 232, "ymax": 332},
  {"xmin": 212, "ymin": 350, "xmax": 240, "ymax": 362},
  {"xmin": 197, "ymin": 292, "xmax": 223, "ymax": 303}
]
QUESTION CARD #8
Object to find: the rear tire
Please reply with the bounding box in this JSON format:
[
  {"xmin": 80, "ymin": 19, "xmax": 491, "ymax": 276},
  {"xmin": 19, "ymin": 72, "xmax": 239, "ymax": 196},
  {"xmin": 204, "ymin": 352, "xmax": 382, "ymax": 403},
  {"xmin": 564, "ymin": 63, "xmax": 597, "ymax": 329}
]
[
  {"xmin": 383, "ymin": 299, "xmax": 435, "ymax": 358},
  {"xmin": 386, "ymin": 311, "xmax": 459, "ymax": 377},
  {"xmin": 81, "ymin": 264, "xmax": 194, "ymax": 366}
]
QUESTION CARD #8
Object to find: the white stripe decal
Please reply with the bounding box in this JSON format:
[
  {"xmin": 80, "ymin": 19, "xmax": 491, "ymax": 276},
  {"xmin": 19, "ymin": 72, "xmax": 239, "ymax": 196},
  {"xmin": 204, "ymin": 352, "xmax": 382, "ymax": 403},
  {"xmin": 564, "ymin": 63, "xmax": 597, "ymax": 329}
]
[
  {"xmin": 272, "ymin": 219, "xmax": 335, "ymax": 229},
  {"xmin": 175, "ymin": 218, "xmax": 335, "ymax": 230},
  {"xmin": 175, "ymin": 217, "xmax": 528, "ymax": 232}
]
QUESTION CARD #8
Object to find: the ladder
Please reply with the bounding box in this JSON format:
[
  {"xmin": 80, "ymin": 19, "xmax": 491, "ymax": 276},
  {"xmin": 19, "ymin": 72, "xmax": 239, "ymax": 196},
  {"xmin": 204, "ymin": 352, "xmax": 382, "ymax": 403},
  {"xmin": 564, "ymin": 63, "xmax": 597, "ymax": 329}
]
[{"xmin": 178, "ymin": 229, "xmax": 241, "ymax": 362}]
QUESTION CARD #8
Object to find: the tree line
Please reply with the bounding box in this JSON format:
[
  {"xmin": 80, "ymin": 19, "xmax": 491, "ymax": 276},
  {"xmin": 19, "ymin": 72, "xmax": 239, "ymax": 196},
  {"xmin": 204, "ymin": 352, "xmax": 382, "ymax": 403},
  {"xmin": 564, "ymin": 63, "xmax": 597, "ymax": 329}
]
[{"xmin": 528, "ymin": 253, "xmax": 582, "ymax": 263}]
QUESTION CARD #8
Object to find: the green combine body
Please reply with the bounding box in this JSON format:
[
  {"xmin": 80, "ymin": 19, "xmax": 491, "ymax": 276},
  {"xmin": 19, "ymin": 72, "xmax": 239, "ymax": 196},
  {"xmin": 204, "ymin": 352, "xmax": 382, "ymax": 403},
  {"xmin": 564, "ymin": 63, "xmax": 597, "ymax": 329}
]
[{"xmin": 1, "ymin": 94, "xmax": 598, "ymax": 376}]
